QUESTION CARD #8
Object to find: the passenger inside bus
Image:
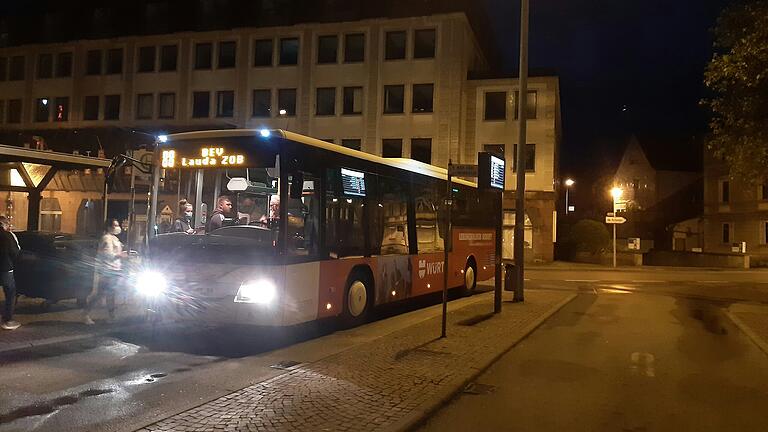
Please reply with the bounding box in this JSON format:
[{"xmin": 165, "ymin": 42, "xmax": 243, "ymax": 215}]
[{"xmin": 207, "ymin": 196, "xmax": 234, "ymax": 232}]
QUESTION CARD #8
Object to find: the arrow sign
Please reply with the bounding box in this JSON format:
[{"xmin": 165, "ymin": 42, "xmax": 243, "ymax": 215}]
[{"xmin": 605, "ymin": 216, "xmax": 627, "ymax": 224}]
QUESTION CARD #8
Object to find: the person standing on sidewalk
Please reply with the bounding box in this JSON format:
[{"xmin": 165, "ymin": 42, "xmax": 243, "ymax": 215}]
[
  {"xmin": 0, "ymin": 216, "xmax": 20, "ymax": 330},
  {"xmin": 83, "ymin": 219, "xmax": 127, "ymax": 325}
]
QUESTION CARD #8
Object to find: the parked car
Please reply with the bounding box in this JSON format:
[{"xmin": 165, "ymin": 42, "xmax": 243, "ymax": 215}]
[{"xmin": 14, "ymin": 231, "xmax": 98, "ymax": 309}]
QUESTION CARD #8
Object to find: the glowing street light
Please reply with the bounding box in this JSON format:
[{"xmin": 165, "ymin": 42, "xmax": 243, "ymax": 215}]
[
  {"xmin": 609, "ymin": 186, "xmax": 624, "ymax": 269},
  {"xmin": 611, "ymin": 186, "xmax": 623, "ymax": 201},
  {"xmin": 564, "ymin": 178, "xmax": 575, "ymax": 214}
]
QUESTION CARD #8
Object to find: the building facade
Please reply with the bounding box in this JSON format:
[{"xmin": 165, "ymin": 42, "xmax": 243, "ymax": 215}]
[{"xmin": 0, "ymin": 5, "xmax": 560, "ymax": 261}]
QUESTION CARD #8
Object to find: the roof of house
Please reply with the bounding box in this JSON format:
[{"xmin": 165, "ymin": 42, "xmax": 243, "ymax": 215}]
[{"xmin": 621, "ymin": 133, "xmax": 702, "ymax": 173}]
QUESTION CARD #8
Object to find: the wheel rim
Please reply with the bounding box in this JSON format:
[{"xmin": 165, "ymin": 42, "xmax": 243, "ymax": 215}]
[
  {"xmin": 347, "ymin": 281, "xmax": 368, "ymax": 317},
  {"xmin": 465, "ymin": 266, "xmax": 476, "ymax": 290}
]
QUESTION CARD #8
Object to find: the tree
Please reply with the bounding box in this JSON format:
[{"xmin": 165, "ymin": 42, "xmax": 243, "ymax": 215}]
[
  {"xmin": 562, "ymin": 219, "xmax": 610, "ymax": 256},
  {"xmin": 703, "ymin": 1, "xmax": 768, "ymax": 181}
]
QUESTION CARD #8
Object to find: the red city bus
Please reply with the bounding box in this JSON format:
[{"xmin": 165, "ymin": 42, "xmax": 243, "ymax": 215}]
[{"xmin": 137, "ymin": 129, "xmax": 496, "ymax": 326}]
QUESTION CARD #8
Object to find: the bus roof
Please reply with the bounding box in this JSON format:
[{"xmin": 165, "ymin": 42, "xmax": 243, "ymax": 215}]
[{"xmin": 166, "ymin": 129, "xmax": 478, "ymax": 188}]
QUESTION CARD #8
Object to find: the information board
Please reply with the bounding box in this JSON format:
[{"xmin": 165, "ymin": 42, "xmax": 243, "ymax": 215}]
[
  {"xmin": 341, "ymin": 168, "xmax": 366, "ymax": 197},
  {"xmin": 477, "ymin": 152, "xmax": 506, "ymax": 191},
  {"xmin": 489, "ymin": 155, "xmax": 505, "ymax": 189}
]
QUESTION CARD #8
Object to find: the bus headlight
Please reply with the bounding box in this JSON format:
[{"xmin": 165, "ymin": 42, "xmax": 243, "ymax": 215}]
[
  {"xmin": 235, "ymin": 280, "xmax": 276, "ymax": 304},
  {"xmin": 136, "ymin": 271, "xmax": 167, "ymax": 297}
]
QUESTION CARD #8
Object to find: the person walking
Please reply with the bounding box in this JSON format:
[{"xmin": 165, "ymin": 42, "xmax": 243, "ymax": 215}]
[
  {"xmin": 83, "ymin": 219, "xmax": 127, "ymax": 325},
  {"xmin": 0, "ymin": 216, "xmax": 21, "ymax": 330}
]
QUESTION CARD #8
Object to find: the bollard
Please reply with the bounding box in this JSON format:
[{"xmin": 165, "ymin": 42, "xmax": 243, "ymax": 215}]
[{"xmin": 504, "ymin": 263, "xmax": 515, "ymax": 292}]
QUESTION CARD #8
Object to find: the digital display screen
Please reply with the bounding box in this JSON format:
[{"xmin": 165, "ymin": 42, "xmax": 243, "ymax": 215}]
[
  {"xmin": 341, "ymin": 168, "xmax": 366, "ymax": 197},
  {"xmin": 490, "ymin": 155, "xmax": 505, "ymax": 189},
  {"xmin": 161, "ymin": 147, "xmax": 247, "ymax": 169}
]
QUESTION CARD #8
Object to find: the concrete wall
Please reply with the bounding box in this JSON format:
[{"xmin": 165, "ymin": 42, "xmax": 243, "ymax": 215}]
[{"xmin": 644, "ymin": 250, "xmax": 749, "ymax": 269}]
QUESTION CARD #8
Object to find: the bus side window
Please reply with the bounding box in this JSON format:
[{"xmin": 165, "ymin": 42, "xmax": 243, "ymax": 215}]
[
  {"xmin": 325, "ymin": 169, "xmax": 365, "ymax": 257},
  {"xmin": 373, "ymin": 176, "xmax": 409, "ymax": 255},
  {"xmin": 413, "ymin": 179, "xmax": 444, "ymax": 253}
]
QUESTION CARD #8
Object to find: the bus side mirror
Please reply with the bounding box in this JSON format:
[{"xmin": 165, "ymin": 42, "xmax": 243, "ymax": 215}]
[{"xmin": 289, "ymin": 173, "xmax": 304, "ymax": 199}]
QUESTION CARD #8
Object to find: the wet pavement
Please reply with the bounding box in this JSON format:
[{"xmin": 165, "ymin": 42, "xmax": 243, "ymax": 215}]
[{"xmin": 418, "ymin": 287, "xmax": 768, "ymax": 431}]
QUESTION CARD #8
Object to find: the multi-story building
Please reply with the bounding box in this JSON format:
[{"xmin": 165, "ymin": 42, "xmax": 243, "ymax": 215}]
[{"xmin": 0, "ymin": 0, "xmax": 560, "ymax": 261}]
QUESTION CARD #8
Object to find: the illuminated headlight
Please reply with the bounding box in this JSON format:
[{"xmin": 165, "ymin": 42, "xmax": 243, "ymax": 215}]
[
  {"xmin": 235, "ymin": 280, "xmax": 276, "ymax": 304},
  {"xmin": 136, "ymin": 271, "xmax": 167, "ymax": 297}
]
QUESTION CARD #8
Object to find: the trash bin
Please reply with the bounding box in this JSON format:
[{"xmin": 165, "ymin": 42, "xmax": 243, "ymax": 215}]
[{"xmin": 504, "ymin": 262, "xmax": 515, "ymax": 292}]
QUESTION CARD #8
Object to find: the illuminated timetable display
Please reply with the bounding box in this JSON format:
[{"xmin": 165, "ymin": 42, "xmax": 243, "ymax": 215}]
[{"xmin": 161, "ymin": 147, "xmax": 246, "ymax": 168}]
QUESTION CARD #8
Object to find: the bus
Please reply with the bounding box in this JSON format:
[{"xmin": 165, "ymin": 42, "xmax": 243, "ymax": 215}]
[{"xmin": 136, "ymin": 129, "xmax": 496, "ymax": 326}]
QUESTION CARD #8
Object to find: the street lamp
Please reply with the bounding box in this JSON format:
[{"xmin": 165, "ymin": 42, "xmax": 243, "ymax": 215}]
[
  {"xmin": 564, "ymin": 178, "xmax": 574, "ymax": 214},
  {"xmin": 610, "ymin": 186, "xmax": 624, "ymax": 268}
]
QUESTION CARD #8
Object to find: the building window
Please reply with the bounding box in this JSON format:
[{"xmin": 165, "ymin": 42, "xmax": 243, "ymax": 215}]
[
  {"xmin": 86, "ymin": 50, "xmax": 102, "ymax": 75},
  {"xmin": 316, "ymin": 87, "xmax": 336, "ymax": 116},
  {"xmin": 512, "ymin": 144, "xmax": 536, "ymax": 172},
  {"xmin": 278, "ymin": 88, "xmax": 297, "ymax": 116},
  {"xmin": 37, "ymin": 54, "xmax": 53, "ymax": 79},
  {"xmin": 9, "ymin": 56, "xmax": 25, "ymax": 80},
  {"xmin": 35, "ymin": 98, "xmax": 50, "ymax": 122},
  {"xmin": 7, "ymin": 99, "xmax": 21, "ymax": 123},
  {"xmin": 763, "ymin": 221, "xmax": 768, "ymax": 245},
  {"xmin": 106, "ymin": 48, "xmax": 122, "ymax": 74},
  {"xmin": 218, "ymin": 41, "xmax": 236, "ymax": 68},
  {"xmin": 0, "ymin": 100, "xmax": 4, "ymax": 124},
  {"xmin": 104, "ymin": 95, "xmax": 121, "ymax": 120},
  {"xmin": 0, "ymin": 57, "xmax": 6, "ymax": 81},
  {"xmin": 383, "ymin": 85, "xmax": 404, "ymax": 114},
  {"xmin": 344, "ymin": 33, "xmax": 365, "ymax": 62},
  {"xmin": 160, "ymin": 45, "xmax": 178, "ymax": 71},
  {"xmin": 253, "ymin": 39, "xmax": 273, "ymax": 66},
  {"xmin": 216, "ymin": 91, "xmax": 235, "ymax": 117},
  {"xmin": 720, "ymin": 179, "xmax": 730, "ymax": 204},
  {"xmin": 411, "ymin": 138, "xmax": 432, "ymax": 164},
  {"xmin": 138, "ymin": 46, "xmax": 156, "ymax": 72},
  {"xmin": 317, "ymin": 35, "xmax": 338, "ymax": 64},
  {"xmin": 252, "ymin": 89, "xmax": 271, "ymax": 117},
  {"xmin": 412, "ymin": 83, "xmax": 434, "ymax": 113},
  {"xmin": 484, "ymin": 91, "xmax": 507, "ymax": 120},
  {"xmin": 83, "ymin": 96, "xmax": 99, "ymax": 120},
  {"xmin": 413, "ymin": 29, "xmax": 436, "ymax": 59},
  {"xmin": 760, "ymin": 184, "xmax": 768, "ymax": 201},
  {"xmin": 56, "ymin": 52, "xmax": 73, "ymax": 77},
  {"xmin": 343, "ymin": 86, "xmax": 363, "ymax": 115},
  {"xmin": 194, "ymin": 43, "xmax": 212, "ymax": 69},
  {"xmin": 342, "ymin": 139, "xmax": 361, "ymax": 151},
  {"xmin": 136, "ymin": 93, "xmax": 154, "ymax": 119},
  {"xmin": 54, "ymin": 97, "xmax": 69, "ymax": 122},
  {"xmin": 483, "ymin": 144, "xmax": 505, "ymax": 157},
  {"xmin": 158, "ymin": 93, "xmax": 175, "ymax": 119},
  {"xmin": 514, "ymin": 90, "xmax": 538, "ymax": 120},
  {"xmin": 192, "ymin": 91, "xmax": 210, "ymax": 118},
  {"xmin": 722, "ymin": 223, "xmax": 731, "ymax": 243},
  {"xmin": 385, "ymin": 31, "xmax": 406, "ymax": 60},
  {"xmin": 382, "ymin": 138, "xmax": 402, "ymax": 158},
  {"xmin": 279, "ymin": 38, "xmax": 299, "ymax": 65}
]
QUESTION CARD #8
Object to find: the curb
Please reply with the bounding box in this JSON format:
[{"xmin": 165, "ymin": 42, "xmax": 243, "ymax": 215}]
[
  {"xmin": 384, "ymin": 292, "xmax": 578, "ymax": 432},
  {"xmin": 725, "ymin": 309, "xmax": 768, "ymax": 358}
]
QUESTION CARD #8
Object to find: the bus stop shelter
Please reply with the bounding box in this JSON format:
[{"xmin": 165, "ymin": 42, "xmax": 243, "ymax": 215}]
[{"xmin": 0, "ymin": 144, "xmax": 111, "ymax": 231}]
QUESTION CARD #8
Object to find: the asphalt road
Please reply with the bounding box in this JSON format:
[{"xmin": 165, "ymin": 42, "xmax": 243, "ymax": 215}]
[
  {"xmin": 2, "ymin": 266, "xmax": 767, "ymax": 432},
  {"xmin": 418, "ymin": 273, "xmax": 768, "ymax": 431}
]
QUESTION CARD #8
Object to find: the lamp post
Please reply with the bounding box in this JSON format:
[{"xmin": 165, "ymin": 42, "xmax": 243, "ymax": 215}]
[
  {"xmin": 610, "ymin": 187, "xmax": 623, "ymax": 268},
  {"xmin": 564, "ymin": 178, "xmax": 574, "ymax": 214}
]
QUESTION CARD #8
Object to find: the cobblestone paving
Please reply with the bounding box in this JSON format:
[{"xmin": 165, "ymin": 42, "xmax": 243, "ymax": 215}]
[{"xmin": 137, "ymin": 290, "xmax": 573, "ymax": 432}]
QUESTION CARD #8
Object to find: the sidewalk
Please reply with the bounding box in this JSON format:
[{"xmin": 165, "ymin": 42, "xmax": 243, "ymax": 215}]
[
  {"xmin": 0, "ymin": 294, "xmax": 148, "ymax": 353},
  {"xmin": 135, "ymin": 289, "xmax": 576, "ymax": 432},
  {"xmin": 527, "ymin": 260, "xmax": 768, "ymax": 273},
  {"xmin": 726, "ymin": 303, "xmax": 768, "ymax": 356}
]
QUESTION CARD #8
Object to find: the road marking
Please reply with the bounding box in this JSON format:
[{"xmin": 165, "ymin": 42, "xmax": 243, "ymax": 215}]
[
  {"xmin": 630, "ymin": 280, "xmax": 666, "ymax": 283},
  {"xmin": 565, "ymin": 279, "xmax": 599, "ymax": 282},
  {"xmin": 696, "ymin": 281, "xmax": 727, "ymax": 283}
]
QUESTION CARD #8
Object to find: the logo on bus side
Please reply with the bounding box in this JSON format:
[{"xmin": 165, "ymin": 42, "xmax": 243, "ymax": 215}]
[{"xmin": 418, "ymin": 259, "xmax": 444, "ymax": 279}]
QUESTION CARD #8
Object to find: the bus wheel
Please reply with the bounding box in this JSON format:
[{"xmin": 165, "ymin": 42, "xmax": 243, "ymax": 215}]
[
  {"xmin": 342, "ymin": 271, "xmax": 372, "ymax": 327},
  {"xmin": 462, "ymin": 260, "xmax": 477, "ymax": 296}
]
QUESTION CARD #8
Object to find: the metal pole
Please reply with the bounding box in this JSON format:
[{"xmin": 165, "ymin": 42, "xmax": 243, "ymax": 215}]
[
  {"xmin": 442, "ymin": 161, "xmax": 452, "ymax": 338},
  {"xmin": 494, "ymin": 190, "xmax": 502, "ymax": 312},
  {"xmin": 613, "ymin": 223, "xmax": 617, "ymax": 268},
  {"xmin": 513, "ymin": 0, "xmax": 529, "ymax": 302},
  {"xmin": 128, "ymin": 153, "xmax": 136, "ymax": 252},
  {"xmin": 148, "ymin": 160, "xmax": 161, "ymax": 241},
  {"xmin": 565, "ymin": 187, "xmax": 569, "ymax": 214}
]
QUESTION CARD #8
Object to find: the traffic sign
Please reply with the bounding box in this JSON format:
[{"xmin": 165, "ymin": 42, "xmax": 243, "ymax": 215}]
[
  {"xmin": 448, "ymin": 164, "xmax": 478, "ymax": 177},
  {"xmin": 605, "ymin": 216, "xmax": 627, "ymax": 224}
]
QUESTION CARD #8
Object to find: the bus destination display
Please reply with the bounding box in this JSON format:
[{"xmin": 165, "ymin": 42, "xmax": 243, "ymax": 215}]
[
  {"xmin": 489, "ymin": 155, "xmax": 505, "ymax": 189},
  {"xmin": 341, "ymin": 168, "xmax": 366, "ymax": 196},
  {"xmin": 161, "ymin": 147, "xmax": 246, "ymax": 169}
]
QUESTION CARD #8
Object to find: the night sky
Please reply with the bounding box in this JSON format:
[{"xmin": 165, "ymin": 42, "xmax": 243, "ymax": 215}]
[{"xmin": 487, "ymin": 0, "xmax": 730, "ymax": 182}]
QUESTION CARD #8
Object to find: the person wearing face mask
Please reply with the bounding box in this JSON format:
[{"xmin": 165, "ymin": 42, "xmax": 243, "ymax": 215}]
[
  {"xmin": 83, "ymin": 218, "xmax": 128, "ymax": 325},
  {"xmin": 172, "ymin": 199, "xmax": 195, "ymax": 234}
]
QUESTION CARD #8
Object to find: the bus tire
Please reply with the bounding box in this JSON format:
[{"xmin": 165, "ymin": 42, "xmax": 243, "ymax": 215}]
[
  {"xmin": 341, "ymin": 269, "xmax": 373, "ymax": 327},
  {"xmin": 461, "ymin": 259, "xmax": 477, "ymax": 296}
]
